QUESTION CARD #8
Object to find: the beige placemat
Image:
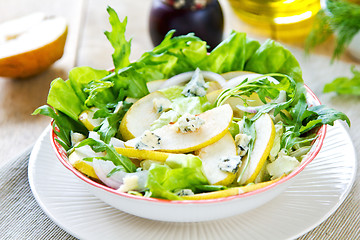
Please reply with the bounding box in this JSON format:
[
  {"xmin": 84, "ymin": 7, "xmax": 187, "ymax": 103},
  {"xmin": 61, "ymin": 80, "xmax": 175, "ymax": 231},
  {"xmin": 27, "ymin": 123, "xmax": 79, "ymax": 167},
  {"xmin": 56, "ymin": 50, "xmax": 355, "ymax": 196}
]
[{"xmin": 0, "ymin": 147, "xmax": 359, "ymax": 239}]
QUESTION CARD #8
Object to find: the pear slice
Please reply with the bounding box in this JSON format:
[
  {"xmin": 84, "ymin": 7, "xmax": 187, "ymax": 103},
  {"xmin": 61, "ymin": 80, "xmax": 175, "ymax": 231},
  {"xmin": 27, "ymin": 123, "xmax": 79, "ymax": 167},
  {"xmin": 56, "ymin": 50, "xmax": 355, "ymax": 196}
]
[
  {"xmin": 115, "ymin": 147, "xmax": 170, "ymax": 162},
  {"xmin": 147, "ymin": 79, "xmax": 166, "ymax": 92},
  {"xmin": 125, "ymin": 104, "xmax": 233, "ymax": 153},
  {"xmin": 68, "ymin": 145, "xmax": 105, "ymax": 180},
  {"xmin": 0, "ymin": 13, "xmax": 68, "ymax": 78},
  {"xmin": 79, "ymin": 108, "xmax": 103, "ymax": 131},
  {"xmin": 238, "ymin": 113, "xmax": 275, "ymax": 185},
  {"xmin": 119, "ymin": 91, "xmax": 168, "ymax": 140},
  {"xmin": 182, "ymin": 177, "xmax": 283, "ymax": 200},
  {"xmin": 197, "ymin": 132, "xmax": 238, "ymax": 186}
]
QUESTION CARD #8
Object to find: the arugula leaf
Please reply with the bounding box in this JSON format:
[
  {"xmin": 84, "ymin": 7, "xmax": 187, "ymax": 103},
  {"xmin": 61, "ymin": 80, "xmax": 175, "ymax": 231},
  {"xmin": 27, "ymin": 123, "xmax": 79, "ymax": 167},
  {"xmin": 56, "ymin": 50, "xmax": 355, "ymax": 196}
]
[
  {"xmin": 281, "ymin": 93, "xmax": 350, "ymax": 150},
  {"xmin": 84, "ymin": 79, "xmax": 116, "ymax": 108},
  {"xmin": 236, "ymin": 116, "xmax": 256, "ymax": 183},
  {"xmin": 324, "ymin": 66, "xmax": 360, "ymax": 95},
  {"xmin": 95, "ymin": 101, "xmax": 132, "ymax": 143},
  {"xmin": 306, "ymin": 0, "xmax": 360, "ymax": 61},
  {"xmin": 215, "ymin": 73, "xmax": 297, "ymax": 121},
  {"xmin": 104, "ymin": 6, "xmax": 131, "ymax": 71},
  {"xmin": 77, "ymin": 138, "xmax": 136, "ymax": 173},
  {"xmin": 32, "ymin": 105, "xmax": 88, "ymax": 151},
  {"xmin": 135, "ymin": 31, "xmax": 208, "ymax": 80},
  {"xmin": 116, "ymin": 66, "xmax": 149, "ymax": 98},
  {"xmin": 302, "ymin": 105, "xmax": 351, "ymax": 130}
]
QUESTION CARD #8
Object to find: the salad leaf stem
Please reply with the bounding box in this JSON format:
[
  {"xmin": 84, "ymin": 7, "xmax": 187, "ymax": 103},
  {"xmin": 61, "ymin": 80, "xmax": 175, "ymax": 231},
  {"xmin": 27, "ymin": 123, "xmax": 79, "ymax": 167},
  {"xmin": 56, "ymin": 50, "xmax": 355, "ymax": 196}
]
[{"xmin": 77, "ymin": 138, "xmax": 137, "ymax": 173}]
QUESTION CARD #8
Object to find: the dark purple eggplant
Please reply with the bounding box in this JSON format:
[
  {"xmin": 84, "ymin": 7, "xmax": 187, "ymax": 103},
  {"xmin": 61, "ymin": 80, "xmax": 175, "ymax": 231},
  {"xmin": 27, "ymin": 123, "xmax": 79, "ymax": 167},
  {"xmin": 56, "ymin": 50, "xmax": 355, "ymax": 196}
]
[{"xmin": 149, "ymin": 0, "xmax": 224, "ymax": 50}]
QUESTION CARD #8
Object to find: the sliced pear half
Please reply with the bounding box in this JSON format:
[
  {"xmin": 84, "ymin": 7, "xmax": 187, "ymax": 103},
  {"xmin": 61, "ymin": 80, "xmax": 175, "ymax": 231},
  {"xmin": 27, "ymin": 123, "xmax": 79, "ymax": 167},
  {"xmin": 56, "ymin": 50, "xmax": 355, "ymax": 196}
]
[
  {"xmin": 79, "ymin": 108, "xmax": 103, "ymax": 131},
  {"xmin": 119, "ymin": 91, "xmax": 168, "ymax": 140},
  {"xmin": 182, "ymin": 177, "xmax": 282, "ymax": 200},
  {"xmin": 238, "ymin": 113, "xmax": 275, "ymax": 185},
  {"xmin": 147, "ymin": 79, "xmax": 166, "ymax": 92},
  {"xmin": 0, "ymin": 12, "xmax": 68, "ymax": 78},
  {"xmin": 197, "ymin": 132, "xmax": 237, "ymax": 186},
  {"xmin": 125, "ymin": 104, "xmax": 233, "ymax": 153}
]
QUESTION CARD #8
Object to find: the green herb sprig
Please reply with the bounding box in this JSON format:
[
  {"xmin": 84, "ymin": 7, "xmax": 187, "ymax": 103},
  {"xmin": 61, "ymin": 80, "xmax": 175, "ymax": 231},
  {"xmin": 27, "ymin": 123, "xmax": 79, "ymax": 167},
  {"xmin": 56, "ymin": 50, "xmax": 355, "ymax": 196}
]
[
  {"xmin": 306, "ymin": 0, "xmax": 360, "ymax": 61},
  {"xmin": 324, "ymin": 66, "xmax": 360, "ymax": 94}
]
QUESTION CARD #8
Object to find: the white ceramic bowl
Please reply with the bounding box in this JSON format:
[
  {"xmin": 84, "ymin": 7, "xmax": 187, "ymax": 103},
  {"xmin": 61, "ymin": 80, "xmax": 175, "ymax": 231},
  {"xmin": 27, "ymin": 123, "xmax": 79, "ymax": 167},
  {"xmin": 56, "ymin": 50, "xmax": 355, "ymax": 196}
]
[{"xmin": 51, "ymin": 85, "xmax": 326, "ymax": 222}]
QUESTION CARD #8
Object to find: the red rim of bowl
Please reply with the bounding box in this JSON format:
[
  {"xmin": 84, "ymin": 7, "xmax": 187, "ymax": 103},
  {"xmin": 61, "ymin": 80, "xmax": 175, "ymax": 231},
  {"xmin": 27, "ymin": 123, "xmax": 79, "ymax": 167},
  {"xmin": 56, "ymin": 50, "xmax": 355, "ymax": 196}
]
[{"xmin": 51, "ymin": 84, "xmax": 326, "ymax": 205}]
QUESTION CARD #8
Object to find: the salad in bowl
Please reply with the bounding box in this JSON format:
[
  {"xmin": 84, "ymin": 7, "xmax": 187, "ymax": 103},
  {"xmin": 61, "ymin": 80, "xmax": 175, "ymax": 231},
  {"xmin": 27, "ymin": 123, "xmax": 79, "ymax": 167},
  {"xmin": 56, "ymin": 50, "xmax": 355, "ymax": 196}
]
[{"xmin": 33, "ymin": 7, "xmax": 350, "ymax": 221}]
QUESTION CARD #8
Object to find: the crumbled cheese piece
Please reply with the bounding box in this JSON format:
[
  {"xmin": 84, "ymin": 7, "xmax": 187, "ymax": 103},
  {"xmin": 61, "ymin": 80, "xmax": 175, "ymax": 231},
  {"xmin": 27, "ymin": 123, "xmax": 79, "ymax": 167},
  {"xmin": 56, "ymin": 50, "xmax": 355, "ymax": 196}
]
[
  {"xmin": 235, "ymin": 133, "xmax": 251, "ymax": 156},
  {"xmin": 174, "ymin": 189, "xmax": 194, "ymax": 196},
  {"xmin": 114, "ymin": 101, "xmax": 124, "ymax": 114},
  {"xmin": 175, "ymin": 113, "xmax": 205, "ymax": 133},
  {"xmin": 153, "ymin": 97, "xmax": 172, "ymax": 113},
  {"xmin": 70, "ymin": 132, "xmax": 86, "ymax": 146},
  {"xmin": 118, "ymin": 175, "xmax": 139, "ymax": 193},
  {"xmin": 109, "ymin": 137, "xmax": 125, "ymax": 148},
  {"xmin": 218, "ymin": 156, "xmax": 242, "ymax": 174},
  {"xmin": 182, "ymin": 68, "xmax": 208, "ymax": 97},
  {"xmin": 135, "ymin": 130, "xmax": 161, "ymax": 150},
  {"xmin": 266, "ymin": 150, "xmax": 300, "ymax": 179}
]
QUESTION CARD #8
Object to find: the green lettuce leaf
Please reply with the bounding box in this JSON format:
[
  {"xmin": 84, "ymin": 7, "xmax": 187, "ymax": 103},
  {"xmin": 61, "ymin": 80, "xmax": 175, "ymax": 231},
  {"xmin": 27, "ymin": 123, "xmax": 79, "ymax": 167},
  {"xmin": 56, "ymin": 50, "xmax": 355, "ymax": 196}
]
[
  {"xmin": 171, "ymin": 96, "xmax": 211, "ymax": 115},
  {"xmin": 146, "ymin": 154, "xmax": 209, "ymax": 200},
  {"xmin": 68, "ymin": 67, "xmax": 110, "ymax": 104},
  {"xmin": 200, "ymin": 31, "xmax": 247, "ymax": 73},
  {"xmin": 47, "ymin": 78, "xmax": 85, "ymax": 121},
  {"xmin": 158, "ymin": 86, "xmax": 184, "ymax": 100},
  {"xmin": 245, "ymin": 39, "xmax": 303, "ymax": 83}
]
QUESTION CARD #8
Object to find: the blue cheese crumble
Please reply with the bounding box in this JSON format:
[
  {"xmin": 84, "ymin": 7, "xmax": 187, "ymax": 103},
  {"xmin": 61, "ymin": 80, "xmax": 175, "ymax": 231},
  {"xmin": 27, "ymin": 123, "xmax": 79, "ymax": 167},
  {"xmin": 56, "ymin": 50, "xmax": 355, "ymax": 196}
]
[
  {"xmin": 175, "ymin": 112, "xmax": 205, "ymax": 133},
  {"xmin": 118, "ymin": 175, "xmax": 139, "ymax": 193},
  {"xmin": 218, "ymin": 156, "xmax": 242, "ymax": 174},
  {"xmin": 174, "ymin": 189, "xmax": 195, "ymax": 196},
  {"xmin": 153, "ymin": 97, "xmax": 172, "ymax": 113},
  {"xmin": 235, "ymin": 133, "xmax": 251, "ymax": 157},
  {"xmin": 182, "ymin": 68, "xmax": 209, "ymax": 97},
  {"xmin": 267, "ymin": 150, "xmax": 300, "ymax": 179},
  {"xmin": 135, "ymin": 130, "xmax": 161, "ymax": 150}
]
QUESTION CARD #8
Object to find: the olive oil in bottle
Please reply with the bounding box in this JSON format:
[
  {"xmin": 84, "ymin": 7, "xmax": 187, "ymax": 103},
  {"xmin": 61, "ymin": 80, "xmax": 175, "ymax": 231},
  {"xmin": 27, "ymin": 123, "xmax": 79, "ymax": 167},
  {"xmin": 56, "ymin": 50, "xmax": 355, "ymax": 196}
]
[{"xmin": 228, "ymin": 0, "xmax": 321, "ymax": 42}]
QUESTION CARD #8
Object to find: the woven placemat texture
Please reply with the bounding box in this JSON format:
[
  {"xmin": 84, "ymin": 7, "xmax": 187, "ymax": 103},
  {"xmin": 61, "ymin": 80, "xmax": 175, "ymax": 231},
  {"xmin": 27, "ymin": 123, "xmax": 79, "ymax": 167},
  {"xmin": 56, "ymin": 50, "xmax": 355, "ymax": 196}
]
[
  {"xmin": 0, "ymin": 149, "xmax": 76, "ymax": 240},
  {"xmin": 0, "ymin": 148, "xmax": 359, "ymax": 240}
]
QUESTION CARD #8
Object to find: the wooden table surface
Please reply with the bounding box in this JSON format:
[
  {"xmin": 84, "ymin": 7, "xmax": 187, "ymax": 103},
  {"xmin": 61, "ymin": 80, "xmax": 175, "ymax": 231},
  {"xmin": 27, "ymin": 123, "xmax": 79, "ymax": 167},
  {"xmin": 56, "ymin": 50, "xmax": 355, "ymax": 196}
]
[{"xmin": 0, "ymin": 0, "xmax": 359, "ymax": 239}]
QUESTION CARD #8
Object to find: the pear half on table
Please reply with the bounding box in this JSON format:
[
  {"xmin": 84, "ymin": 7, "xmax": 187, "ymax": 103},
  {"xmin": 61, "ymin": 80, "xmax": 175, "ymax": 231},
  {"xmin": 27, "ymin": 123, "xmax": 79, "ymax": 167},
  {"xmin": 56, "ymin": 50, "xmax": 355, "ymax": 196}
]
[
  {"xmin": 0, "ymin": 12, "xmax": 68, "ymax": 78},
  {"xmin": 124, "ymin": 104, "xmax": 233, "ymax": 153}
]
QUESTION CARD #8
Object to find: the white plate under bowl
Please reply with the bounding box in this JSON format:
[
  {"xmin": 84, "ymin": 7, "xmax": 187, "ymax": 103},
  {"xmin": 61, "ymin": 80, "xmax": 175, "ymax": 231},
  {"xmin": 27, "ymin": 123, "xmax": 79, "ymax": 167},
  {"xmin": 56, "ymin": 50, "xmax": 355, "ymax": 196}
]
[{"xmin": 28, "ymin": 121, "xmax": 356, "ymax": 240}]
